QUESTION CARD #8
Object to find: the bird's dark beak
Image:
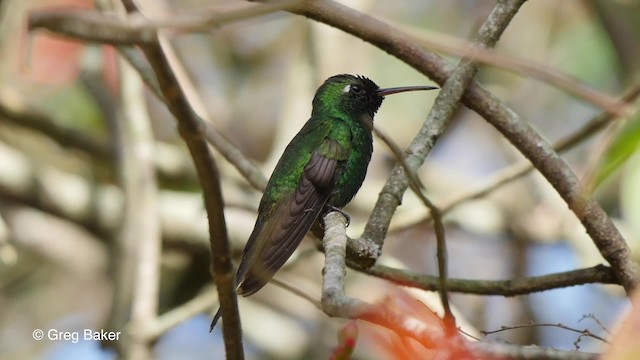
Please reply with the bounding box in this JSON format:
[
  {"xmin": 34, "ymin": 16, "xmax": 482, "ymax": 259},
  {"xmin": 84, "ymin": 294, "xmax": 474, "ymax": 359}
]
[{"xmin": 376, "ymin": 85, "xmax": 439, "ymax": 97}]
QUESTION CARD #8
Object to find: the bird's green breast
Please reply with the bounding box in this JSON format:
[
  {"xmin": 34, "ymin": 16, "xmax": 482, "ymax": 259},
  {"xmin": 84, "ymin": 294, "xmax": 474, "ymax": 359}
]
[{"xmin": 328, "ymin": 116, "xmax": 373, "ymax": 208}]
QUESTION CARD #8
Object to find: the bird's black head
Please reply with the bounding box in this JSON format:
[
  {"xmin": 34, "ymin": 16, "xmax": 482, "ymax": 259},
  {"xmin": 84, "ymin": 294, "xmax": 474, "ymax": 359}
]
[
  {"xmin": 311, "ymin": 74, "xmax": 438, "ymax": 119},
  {"xmin": 311, "ymin": 74, "xmax": 384, "ymax": 119}
]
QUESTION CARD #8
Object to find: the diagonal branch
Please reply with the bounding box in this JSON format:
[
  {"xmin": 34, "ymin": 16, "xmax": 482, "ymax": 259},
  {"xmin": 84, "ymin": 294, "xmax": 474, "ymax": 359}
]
[
  {"xmin": 391, "ymin": 82, "xmax": 640, "ymax": 229},
  {"xmin": 112, "ymin": 43, "xmax": 268, "ymax": 191}
]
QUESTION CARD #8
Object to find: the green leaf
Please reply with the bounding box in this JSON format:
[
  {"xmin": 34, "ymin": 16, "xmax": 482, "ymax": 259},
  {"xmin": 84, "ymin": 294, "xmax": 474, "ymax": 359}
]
[{"xmin": 593, "ymin": 115, "xmax": 640, "ymax": 187}]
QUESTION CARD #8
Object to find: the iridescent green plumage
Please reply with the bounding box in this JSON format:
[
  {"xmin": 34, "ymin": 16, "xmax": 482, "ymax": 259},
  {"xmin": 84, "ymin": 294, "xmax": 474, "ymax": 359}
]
[{"xmin": 211, "ymin": 74, "xmax": 437, "ymax": 330}]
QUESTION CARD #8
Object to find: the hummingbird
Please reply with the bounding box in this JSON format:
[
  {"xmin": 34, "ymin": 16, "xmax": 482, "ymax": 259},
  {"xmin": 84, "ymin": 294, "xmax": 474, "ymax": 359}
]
[{"xmin": 211, "ymin": 74, "xmax": 437, "ymax": 330}]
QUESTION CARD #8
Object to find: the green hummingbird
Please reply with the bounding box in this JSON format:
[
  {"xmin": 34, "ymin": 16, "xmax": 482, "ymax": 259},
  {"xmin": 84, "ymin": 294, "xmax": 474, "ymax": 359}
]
[{"xmin": 211, "ymin": 74, "xmax": 437, "ymax": 330}]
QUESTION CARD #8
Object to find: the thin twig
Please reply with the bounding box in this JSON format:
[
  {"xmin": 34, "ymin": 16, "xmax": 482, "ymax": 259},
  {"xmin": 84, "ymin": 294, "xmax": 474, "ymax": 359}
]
[
  {"xmin": 140, "ymin": 287, "xmax": 219, "ymax": 342},
  {"xmin": 270, "ymin": 278, "xmax": 321, "ymax": 310},
  {"xmin": 579, "ymin": 314, "xmax": 612, "ymax": 336},
  {"xmin": 481, "ymin": 322, "xmax": 609, "ymax": 344}
]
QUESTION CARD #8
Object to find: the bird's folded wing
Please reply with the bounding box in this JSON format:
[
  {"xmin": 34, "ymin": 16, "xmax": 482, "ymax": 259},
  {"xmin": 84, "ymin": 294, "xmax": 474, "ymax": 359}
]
[{"xmin": 237, "ymin": 139, "xmax": 348, "ymax": 296}]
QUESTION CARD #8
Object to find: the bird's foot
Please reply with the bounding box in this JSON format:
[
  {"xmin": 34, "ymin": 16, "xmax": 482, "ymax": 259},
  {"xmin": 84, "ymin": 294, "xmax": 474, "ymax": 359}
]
[{"xmin": 326, "ymin": 205, "xmax": 351, "ymax": 227}]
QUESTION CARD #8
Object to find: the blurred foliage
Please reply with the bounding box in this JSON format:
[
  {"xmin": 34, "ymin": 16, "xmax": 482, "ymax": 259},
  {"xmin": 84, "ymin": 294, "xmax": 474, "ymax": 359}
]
[{"xmin": 39, "ymin": 84, "xmax": 105, "ymax": 134}]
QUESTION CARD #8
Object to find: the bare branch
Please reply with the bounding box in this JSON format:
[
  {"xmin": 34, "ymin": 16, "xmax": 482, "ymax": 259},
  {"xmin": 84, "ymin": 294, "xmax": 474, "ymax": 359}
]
[
  {"xmin": 28, "ymin": 1, "xmax": 301, "ymax": 45},
  {"xmin": 321, "ymin": 211, "xmax": 370, "ymax": 318},
  {"xmin": 481, "ymin": 322, "xmax": 608, "ymax": 345},
  {"xmin": 359, "ymin": 264, "xmax": 618, "ymax": 296}
]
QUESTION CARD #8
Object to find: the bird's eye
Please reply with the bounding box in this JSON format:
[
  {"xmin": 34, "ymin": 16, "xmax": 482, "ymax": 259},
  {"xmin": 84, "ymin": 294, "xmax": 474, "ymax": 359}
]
[{"xmin": 350, "ymin": 85, "xmax": 364, "ymax": 94}]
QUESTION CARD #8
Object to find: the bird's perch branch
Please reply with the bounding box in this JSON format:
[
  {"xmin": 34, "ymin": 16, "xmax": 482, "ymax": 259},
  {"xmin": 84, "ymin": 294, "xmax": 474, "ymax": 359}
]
[
  {"xmin": 322, "ymin": 211, "xmax": 445, "ymax": 348},
  {"xmin": 322, "ymin": 212, "xmax": 599, "ymax": 360},
  {"xmin": 321, "ymin": 211, "xmax": 370, "ymax": 318}
]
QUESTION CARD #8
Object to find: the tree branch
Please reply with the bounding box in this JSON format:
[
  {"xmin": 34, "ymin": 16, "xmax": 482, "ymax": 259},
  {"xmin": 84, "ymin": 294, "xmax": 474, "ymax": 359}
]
[
  {"xmin": 398, "ymin": 82, "xmax": 640, "ymax": 226},
  {"xmin": 359, "ymin": 263, "xmax": 617, "ymax": 296},
  {"xmin": 112, "ymin": 42, "xmax": 268, "ymax": 191}
]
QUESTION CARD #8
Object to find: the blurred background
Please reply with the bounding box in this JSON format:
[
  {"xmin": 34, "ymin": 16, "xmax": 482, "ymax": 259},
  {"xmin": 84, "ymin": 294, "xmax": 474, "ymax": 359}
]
[{"xmin": 1, "ymin": 0, "xmax": 639, "ymax": 359}]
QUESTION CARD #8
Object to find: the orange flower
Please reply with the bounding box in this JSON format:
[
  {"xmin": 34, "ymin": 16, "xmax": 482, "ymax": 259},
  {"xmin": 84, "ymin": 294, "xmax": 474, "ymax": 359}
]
[{"xmin": 352, "ymin": 290, "xmax": 481, "ymax": 360}]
